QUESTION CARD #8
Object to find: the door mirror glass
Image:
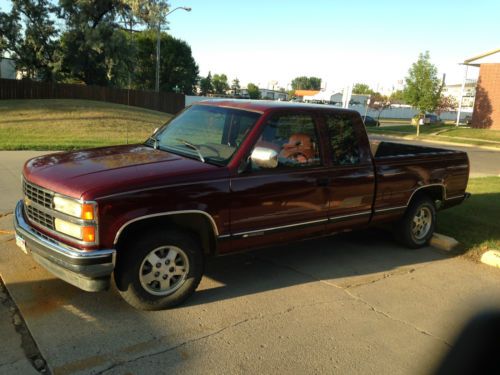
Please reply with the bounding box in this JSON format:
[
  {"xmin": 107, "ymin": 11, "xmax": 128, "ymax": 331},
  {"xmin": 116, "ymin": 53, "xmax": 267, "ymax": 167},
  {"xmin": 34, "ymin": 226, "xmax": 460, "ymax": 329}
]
[{"xmin": 250, "ymin": 147, "xmax": 278, "ymax": 169}]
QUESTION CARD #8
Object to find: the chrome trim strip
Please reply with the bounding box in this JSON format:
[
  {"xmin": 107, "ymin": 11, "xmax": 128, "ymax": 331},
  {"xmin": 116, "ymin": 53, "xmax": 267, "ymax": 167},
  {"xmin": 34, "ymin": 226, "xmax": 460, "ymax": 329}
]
[
  {"xmin": 374, "ymin": 206, "xmax": 407, "ymax": 214},
  {"xmin": 446, "ymin": 194, "xmax": 465, "ymax": 201},
  {"xmin": 232, "ymin": 218, "xmax": 328, "ymax": 238},
  {"xmin": 406, "ymin": 183, "xmax": 446, "ymax": 206},
  {"xmin": 114, "ymin": 210, "xmax": 220, "ymax": 244},
  {"xmin": 15, "ymin": 201, "xmax": 115, "ymax": 262},
  {"xmin": 328, "ymin": 211, "xmax": 372, "ymax": 221}
]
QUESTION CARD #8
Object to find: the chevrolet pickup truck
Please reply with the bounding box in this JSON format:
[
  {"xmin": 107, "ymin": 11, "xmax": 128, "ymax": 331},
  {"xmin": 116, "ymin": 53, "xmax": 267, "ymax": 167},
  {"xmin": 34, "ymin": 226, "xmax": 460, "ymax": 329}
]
[{"xmin": 14, "ymin": 100, "xmax": 470, "ymax": 310}]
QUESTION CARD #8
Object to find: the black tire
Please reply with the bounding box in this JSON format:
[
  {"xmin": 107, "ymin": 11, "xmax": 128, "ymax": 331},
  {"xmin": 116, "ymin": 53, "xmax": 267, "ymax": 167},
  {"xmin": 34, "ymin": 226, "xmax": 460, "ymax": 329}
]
[
  {"xmin": 394, "ymin": 195, "xmax": 436, "ymax": 249},
  {"xmin": 114, "ymin": 229, "xmax": 204, "ymax": 310}
]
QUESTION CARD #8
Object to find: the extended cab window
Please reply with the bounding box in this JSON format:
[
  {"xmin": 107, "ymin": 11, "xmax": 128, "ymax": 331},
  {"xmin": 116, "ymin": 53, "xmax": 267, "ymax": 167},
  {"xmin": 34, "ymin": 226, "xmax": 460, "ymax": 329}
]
[
  {"xmin": 326, "ymin": 114, "xmax": 362, "ymax": 165},
  {"xmin": 151, "ymin": 105, "xmax": 259, "ymax": 165},
  {"xmin": 252, "ymin": 114, "xmax": 321, "ymax": 169}
]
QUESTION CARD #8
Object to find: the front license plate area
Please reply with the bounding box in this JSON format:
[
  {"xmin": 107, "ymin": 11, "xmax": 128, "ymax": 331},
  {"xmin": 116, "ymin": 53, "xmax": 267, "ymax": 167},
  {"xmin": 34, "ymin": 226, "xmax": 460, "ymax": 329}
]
[{"xmin": 15, "ymin": 235, "xmax": 28, "ymax": 254}]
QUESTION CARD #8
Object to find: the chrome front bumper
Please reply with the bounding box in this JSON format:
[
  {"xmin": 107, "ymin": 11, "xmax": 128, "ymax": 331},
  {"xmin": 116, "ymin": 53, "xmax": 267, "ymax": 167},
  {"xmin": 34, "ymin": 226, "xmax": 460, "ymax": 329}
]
[{"xmin": 13, "ymin": 200, "xmax": 116, "ymax": 292}]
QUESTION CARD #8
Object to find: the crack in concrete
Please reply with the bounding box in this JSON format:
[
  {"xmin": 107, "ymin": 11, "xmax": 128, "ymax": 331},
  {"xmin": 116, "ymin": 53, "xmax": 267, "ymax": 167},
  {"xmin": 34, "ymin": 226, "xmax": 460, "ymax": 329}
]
[
  {"xmin": 93, "ymin": 300, "xmax": 333, "ymax": 375},
  {"xmin": 256, "ymin": 256, "xmax": 451, "ymax": 348},
  {"xmin": 0, "ymin": 211, "xmax": 13, "ymax": 218},
  {"xmin": 341, "ymin": 268, "xmax": 416, "ymax": 289}
]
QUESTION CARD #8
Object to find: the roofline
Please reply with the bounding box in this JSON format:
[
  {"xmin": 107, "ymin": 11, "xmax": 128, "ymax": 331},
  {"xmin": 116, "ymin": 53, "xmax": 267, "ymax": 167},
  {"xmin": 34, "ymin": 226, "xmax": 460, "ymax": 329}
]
[{"xmin": 463, "ymin": 48, "xmax": 500, "ymax": 65}]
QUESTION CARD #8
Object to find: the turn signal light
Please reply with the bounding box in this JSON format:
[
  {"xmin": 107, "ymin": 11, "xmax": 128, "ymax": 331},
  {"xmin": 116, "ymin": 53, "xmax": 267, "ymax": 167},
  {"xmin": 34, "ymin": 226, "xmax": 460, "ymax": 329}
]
[
  {"xmin": 82, "ymin": 226, "xmax": 96, "ymax": 242},
  {"xmin": 81, "ymin": 204, "xmax": 95, "ymax": 220}
]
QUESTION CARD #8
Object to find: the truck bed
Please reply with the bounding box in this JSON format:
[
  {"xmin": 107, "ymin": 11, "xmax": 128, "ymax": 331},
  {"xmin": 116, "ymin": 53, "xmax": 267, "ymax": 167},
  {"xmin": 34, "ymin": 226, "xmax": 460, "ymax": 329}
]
[{"xmin": 370, "ymin": 140, "xmax": 459, "ymax": 159}]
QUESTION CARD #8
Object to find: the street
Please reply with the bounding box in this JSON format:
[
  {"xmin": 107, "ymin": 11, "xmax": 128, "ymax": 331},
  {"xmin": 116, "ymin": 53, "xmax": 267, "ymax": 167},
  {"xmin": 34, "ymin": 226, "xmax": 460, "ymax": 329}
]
[{"xmin": 1, "ymin": 143, "xmax": 500, "ymax": 374}]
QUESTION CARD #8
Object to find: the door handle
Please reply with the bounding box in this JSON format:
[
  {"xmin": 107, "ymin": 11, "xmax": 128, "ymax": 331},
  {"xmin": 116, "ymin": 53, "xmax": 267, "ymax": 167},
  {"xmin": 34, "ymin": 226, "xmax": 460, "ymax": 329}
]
[{"xmin": 316, "ymin": 177, "xmax": 331, "ymax": 187}]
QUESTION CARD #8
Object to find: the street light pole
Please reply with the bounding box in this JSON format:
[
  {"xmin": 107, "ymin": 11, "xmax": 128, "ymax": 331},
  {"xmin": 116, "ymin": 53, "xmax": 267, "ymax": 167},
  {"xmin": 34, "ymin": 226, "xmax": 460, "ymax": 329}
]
[{"xmin": 155, "ymin": 6, "xmax": 192, "ymax": 92}]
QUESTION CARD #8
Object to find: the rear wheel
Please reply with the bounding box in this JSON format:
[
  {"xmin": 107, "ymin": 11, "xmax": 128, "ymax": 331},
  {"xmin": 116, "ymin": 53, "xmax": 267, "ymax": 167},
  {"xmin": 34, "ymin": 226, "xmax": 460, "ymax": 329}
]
[
  {"xmin": 114, "ymin": 230, "xmax": 203, "ymax": 310},
  {"xmin": 394, "ymin": 195, "xmax": 436, "ymax": 248}
]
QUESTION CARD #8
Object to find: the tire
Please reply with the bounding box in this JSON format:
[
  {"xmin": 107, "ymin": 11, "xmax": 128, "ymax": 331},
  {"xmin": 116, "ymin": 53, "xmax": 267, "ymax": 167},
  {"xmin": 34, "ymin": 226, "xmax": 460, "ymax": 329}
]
[
  {"xmin": 394, "ymin": 195, "xmax": 436, "ymax": 249},
  {"xmin": 114, "ymin": 229, "xmax": 204, "ymax": 310}
]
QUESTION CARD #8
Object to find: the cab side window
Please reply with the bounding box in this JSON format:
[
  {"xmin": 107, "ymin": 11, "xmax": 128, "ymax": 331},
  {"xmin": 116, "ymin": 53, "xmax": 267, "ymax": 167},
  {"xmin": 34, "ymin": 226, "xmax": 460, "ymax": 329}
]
[
  {"xmin": 253, "ymin": 114, "xmax": 321, "ymax": 169},
  {"xmin": 325, "ymin": 114, "xmax": 362, "ymax": 165}
]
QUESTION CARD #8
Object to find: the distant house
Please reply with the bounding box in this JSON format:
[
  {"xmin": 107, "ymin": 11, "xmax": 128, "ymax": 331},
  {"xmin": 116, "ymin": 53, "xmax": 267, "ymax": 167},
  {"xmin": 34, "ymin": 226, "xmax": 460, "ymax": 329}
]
[
  {"xmin": 462, "ymin": 48, "xmax": 500, "ymax": 130},
  {"xmin": 0, "ymin": 57, "xmax": 16, "ymax": 79},
  {"xmin": 239, "ymin": 88, "xmax": 288, "ymax": 101},
  {"xmin": 443, "ymin": 82, "xmax": 476, "ymax": 108}
]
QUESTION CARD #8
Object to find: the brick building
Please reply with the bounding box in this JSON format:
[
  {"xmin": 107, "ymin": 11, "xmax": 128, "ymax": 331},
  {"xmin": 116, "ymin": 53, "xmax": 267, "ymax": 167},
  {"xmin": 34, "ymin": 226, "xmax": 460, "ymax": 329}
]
[{"xmin": 463, "ymin": 49, "xmax": 500, "ymax": 130}]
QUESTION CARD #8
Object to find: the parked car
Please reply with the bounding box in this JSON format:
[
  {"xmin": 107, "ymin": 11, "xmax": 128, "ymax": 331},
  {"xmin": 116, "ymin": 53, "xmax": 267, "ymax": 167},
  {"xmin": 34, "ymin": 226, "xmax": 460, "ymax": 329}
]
[
  {"xmin": 14, "ymin": 101, "xmax": 470, "ymax": 310},
  {"xmin": 363, "ymin": 115, "xmax": 380, "ymax": 127},
  {"xmin": 411, "ymin": 114, "xmax": 441, "ymax": 125}
]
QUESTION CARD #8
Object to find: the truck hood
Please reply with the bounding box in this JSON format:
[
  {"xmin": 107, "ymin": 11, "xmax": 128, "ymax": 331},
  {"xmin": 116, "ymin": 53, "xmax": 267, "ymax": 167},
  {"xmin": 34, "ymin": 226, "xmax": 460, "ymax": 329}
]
[{"xmin": 23, "ymin": 145, "xmax": 224, "ymax": 199}]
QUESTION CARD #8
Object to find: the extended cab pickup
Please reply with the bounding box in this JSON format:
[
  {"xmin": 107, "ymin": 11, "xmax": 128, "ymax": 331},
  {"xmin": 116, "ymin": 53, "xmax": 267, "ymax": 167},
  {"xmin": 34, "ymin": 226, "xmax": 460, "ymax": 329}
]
[{"xmin": 14, "ymin": 100, "xmax": 470, "ymax": 310}]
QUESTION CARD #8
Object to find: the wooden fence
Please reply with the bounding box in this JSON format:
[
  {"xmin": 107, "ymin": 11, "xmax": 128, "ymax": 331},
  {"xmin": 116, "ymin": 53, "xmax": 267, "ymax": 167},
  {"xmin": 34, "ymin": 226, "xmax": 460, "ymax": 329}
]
[{"xmin": 0, "ymin": 78, "xmax": 185, "ymax": 114}]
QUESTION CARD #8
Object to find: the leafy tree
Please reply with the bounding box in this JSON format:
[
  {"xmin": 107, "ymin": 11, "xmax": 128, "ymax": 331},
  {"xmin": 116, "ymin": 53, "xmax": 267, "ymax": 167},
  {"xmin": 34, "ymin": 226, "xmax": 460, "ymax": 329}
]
[
  {"xmin": 389, "ymin": 90, "xmax": 406, "ymax": 104},
  {"xmin": 435, "ymin": 95, "xmax": 458, "ymax": 115},
  {"xmin": 123, "ymin": 0, "xmax": 169, "ymax": 28},
  {"xmin": 231, "ymin": 78, "xmax": 241, "ymax": 96},
  {"xmin": 368, "ymin": 92, "xmax": 390, "ymax": 121},
  {"xmin": 352, "ymin": 83, "xmax": 374, "ymax": 95},
  {"xmin": 291, "ymin": 76, "xmax": 321, "ymax": 90},
  {"xmin": 55, "ymin": 0, "xmax": 134, "ymax": 86},
  {"xmin": 199, "ymin": 72, "xmax": 213, "ymax": 96},
  {"xmin": 0, "ymin": 0, "xmax": 58, "ymax": 81},
  {"xmin": 247, "ymin": 83, "xmax": 261, "ymax": 99},
  {"xmin": 404, "ymin": 51, "xmax": 442, "ymax": 114},
  {"xmin": 212, "ymin": 73, "xmax": 229, "ymax": 95},
  {"xmin": 131, "ymin": 30, "xmax": 198, "ymax": 93}
]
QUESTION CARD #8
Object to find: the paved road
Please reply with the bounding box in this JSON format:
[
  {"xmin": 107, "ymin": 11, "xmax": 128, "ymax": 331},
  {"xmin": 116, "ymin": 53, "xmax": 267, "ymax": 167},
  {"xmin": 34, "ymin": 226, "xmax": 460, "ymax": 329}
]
[
  {"xmin": 1, "ymin": 147, "xmax": 500, "ymax": 374},
  {"xmin": 369, "ymin": 134, "xmax": 500, "ymax": 177}
]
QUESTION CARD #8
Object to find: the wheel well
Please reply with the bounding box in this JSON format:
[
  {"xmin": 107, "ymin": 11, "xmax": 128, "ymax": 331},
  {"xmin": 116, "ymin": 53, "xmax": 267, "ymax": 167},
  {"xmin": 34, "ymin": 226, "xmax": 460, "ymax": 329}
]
[
  {"xmin": 409, "ymin": 185, "xmax": 445, "ymax": 206},
  {"xmin": 115, "ymin": 214, "xmax": 217, "ymax": 255}
]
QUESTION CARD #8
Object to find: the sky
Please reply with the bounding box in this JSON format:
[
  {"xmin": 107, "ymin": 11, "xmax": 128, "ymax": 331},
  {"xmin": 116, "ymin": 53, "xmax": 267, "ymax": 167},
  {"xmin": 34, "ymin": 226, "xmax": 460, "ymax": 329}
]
[{"xmin": 1, "ymin": 0, "xmax": 498, "ymax": 93}]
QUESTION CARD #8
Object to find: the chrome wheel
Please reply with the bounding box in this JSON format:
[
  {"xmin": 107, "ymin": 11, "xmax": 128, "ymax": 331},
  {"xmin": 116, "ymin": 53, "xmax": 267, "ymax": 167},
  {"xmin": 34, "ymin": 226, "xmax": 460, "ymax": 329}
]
[
  {"xmin": 139, "ymin": 246, "xmax": 189, "ymax": 296},
  {"xmin": 411, "ymin": 206, "xmax": 432, "ymax": 240}
]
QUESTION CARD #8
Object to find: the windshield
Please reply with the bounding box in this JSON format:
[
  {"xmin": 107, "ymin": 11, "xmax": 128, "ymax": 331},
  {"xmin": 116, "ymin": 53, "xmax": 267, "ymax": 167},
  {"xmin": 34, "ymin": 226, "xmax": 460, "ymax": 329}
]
[{"xmin": 148, "ymin": 105, "xmax": 260, "ymax": 166}]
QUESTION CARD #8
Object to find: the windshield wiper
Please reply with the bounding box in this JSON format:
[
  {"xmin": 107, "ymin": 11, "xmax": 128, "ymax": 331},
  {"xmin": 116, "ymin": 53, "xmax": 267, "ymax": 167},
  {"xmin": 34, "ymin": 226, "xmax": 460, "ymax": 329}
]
[
  {"xmin": 146, "ymin": 136, "xmax": 160, "ymax": 150},
  {"xmin": 175, "ymin": 138, "xmax": 205, "ymax": 163}
]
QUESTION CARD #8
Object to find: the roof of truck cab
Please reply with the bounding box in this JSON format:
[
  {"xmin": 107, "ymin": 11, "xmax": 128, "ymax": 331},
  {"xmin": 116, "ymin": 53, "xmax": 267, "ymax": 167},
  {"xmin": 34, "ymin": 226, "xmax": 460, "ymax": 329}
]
[{"xmin": 194, "ymin": 99, "xmax": 359, "ymax": 115}]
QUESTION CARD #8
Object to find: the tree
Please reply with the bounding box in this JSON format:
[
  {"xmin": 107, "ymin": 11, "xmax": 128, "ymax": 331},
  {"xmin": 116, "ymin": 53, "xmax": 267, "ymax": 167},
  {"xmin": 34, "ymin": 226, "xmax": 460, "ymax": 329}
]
[
  {"xmin": 404, "ymin": 51, "xmax": 443, "ymax": 134},
  {"xmin": 199, "ymin": 72, "xmax": 213, "ymax": 96},
  {"xmin": 291, "ymin": 76, "xmax": 321, "ymax": 90},
  {"xmin": 0, "ymin": 0, "xmax": 58, "ymax": 81},
  {"xmin": 247, "ymin": 83, "xmax": 261, "ymax": 99},
  {"xmin": 352, "ymin": 83, "xmax": 374, "ymax": 95},
  {"xmin": 369, "ymin": 92, "xmax": 390, "ymax": 121},
  {"xmin": 123, "ymin": 0, "xmax": 169, "ymax": 28},
  {"xmin": 389, "ymin": 90, "xmax": 406, "ymax": 104},
  {"xmin": 435, "ymin": 95, "xmax": 458, "ymax": 116},
  {"xmin": 130, "ymin": 30, "xmax": 198, "ymax": 93},
  {"xmin": 231, "ymin": 78, "xmax": 241, "ymax": 96},
  {"xmin": 55, "ymin": 0, "xmax": 134, "ymax": 86},
  {"xmin": 212, "ymin": 73, "xmax": 229, "ymax": 95}
]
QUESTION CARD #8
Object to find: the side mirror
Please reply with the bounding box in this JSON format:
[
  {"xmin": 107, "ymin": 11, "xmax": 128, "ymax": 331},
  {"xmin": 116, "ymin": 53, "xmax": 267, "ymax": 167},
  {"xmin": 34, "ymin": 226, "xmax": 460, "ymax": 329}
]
[{"xmin": 250, "ymin": 147, "xmax": 278, "ymax": 169}]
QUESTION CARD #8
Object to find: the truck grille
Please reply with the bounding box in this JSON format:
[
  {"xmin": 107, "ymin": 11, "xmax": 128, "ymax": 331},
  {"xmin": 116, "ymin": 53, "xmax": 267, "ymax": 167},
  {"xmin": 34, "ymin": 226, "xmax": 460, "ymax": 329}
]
[
  {"xmin": 23, "ymin": 180, "xmax": 53, "ymax": 209},
  {"xmin": 23, "ymin": 180, "xmax": 55, "ymax": 230},
  {"xmin": 25, "ymin": 205, "xmax": 55, "ymax": 230}
]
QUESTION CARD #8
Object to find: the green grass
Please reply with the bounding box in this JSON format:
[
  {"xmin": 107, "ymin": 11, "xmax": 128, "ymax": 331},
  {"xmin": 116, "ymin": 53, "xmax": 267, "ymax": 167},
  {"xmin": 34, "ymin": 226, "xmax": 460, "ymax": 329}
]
[
  {"xmin": 0, "ymin": 99, "xmax": 171, "ymax": 150},
  {"xmin": 437, "ymin": 177, "xmax": 500, "ymax": 260}
]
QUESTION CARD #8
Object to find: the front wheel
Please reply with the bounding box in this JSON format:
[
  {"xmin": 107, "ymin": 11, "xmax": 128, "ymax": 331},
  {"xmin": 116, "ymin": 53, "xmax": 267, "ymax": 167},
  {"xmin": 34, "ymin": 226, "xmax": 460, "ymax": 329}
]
[
  {"xmin": 114, "ymin": 230, "xmax": 204, "ymax": 310},
  {"xmin": 394, "ymin": 196, "xmax": 436, "ymax": 249}
]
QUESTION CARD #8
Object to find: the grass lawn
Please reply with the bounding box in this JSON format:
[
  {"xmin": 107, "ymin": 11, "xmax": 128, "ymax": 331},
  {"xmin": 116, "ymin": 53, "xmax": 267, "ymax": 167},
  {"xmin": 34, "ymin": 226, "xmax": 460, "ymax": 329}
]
[
  {"xmin": 0, "ymin": 99, "xmax": 171, "ymax": 150},
  {"xmin": 437, "ymin": 177, "xmax": 500, "ymax": 260}
]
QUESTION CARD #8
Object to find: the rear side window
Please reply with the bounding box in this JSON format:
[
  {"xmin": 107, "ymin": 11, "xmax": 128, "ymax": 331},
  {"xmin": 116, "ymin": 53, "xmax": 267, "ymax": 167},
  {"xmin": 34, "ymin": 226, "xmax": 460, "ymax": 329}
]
[{"xmin": 325, "ymin": 114, "xmax": 362, "ymax": 165}]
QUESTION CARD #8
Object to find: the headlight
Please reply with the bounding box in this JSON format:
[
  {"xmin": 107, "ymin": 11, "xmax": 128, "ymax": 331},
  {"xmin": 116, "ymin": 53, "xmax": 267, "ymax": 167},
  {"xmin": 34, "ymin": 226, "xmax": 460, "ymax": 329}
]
[
  {"xmin": 53, "ymin": 196, "xmax": 95, "ymax": 220},
  {"xmin": 54, "ymin": 218, "xmax": 96, "ymax": 242}
]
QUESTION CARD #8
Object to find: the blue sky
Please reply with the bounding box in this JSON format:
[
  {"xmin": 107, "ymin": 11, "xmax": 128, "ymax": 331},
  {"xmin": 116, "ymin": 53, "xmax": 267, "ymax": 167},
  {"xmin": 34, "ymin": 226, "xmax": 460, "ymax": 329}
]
[{"xmin": 1, "ymin": 0, "xmax": 498, "ymax": 92}]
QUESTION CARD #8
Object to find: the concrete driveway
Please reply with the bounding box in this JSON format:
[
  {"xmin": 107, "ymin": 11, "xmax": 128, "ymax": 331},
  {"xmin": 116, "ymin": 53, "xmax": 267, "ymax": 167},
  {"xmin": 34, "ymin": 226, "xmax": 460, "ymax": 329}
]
[{"xmin": 1, "ymin": 149, "xmax": 500, "ymax": 374}]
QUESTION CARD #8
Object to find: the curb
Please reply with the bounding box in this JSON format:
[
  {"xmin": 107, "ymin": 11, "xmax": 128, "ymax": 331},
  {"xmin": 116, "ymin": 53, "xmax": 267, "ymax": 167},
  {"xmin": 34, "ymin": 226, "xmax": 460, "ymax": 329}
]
[
  {"xmin": 430, "ymin": 233, "xmax": 459, "ymax": 252},
  {"xmin": 369, "ymin": 133, "xmax": 500, "ymax": 152},
  {"xmin": 480, "ymin": 250, "xmax": 500, "ymax": 269}
]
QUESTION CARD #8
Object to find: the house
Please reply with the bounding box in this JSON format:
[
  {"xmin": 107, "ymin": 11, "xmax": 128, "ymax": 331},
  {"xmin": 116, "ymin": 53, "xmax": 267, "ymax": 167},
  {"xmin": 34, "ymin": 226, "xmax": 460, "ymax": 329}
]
[
  {"xmin": 462, "ymin": 48, "xmax": 500, "ymax": 130},
  {"xmin": 0, "ymin": 57, "xmax": 16, "ymax": 79}
]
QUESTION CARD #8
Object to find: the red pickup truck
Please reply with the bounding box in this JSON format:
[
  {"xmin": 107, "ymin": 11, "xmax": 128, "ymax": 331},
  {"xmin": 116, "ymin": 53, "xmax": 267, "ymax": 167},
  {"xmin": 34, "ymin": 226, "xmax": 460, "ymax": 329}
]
[{"xmin": 14, "ymin": 100, "xmax": 470, "ymax": 310}]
